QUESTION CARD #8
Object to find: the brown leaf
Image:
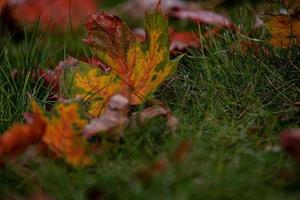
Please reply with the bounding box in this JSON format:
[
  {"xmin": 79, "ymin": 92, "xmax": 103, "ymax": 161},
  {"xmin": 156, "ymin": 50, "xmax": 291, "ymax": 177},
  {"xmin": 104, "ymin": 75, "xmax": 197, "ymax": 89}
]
[
  {"xmin": 10, "ymin": 0, "xmax": 97, "ymax": 31},
  {"xmin": 82, "ymin": 94, "xmax": 129, "ymax": 140},
  {"xmin": 131, "ymin": 100, "xmax": 179, "ymax": 133},
  {"xmin": 133, "ymin": 28, "xmax": 201, "ymax": 53},
  {"xmin": 136, "ymin": 158, "xmax": 169, "ymax": 181},
  {"xmin": 171, "ymin": 139, "xmax": 192, "ymax": 164},
  {"xmin": 266, "ymin": 14, "xmax": 300, "ymax": 48},
  {"xmin": 136, "ymin": 139, "xmax": 192, "ymax": 181},
  {"xmin": 284, "ymin": 0, "xmax": 300, "ymax": 14}
]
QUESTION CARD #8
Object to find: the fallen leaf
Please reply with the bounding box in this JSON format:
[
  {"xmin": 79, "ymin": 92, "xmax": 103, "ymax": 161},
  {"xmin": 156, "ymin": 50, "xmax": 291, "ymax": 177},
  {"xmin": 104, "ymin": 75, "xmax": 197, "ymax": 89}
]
[
  {"xmin": 284, "ymin": 0, "xmax": 300, "ymax": 14},
  {"xmin": 9, "ymin": 0, "xmax": 97, "ymax": 31},
  {"xmin": 131, "ymin": 100, "xmax": 179, "ymax": 133},
  {"xmin": 41, "ymin": 101, "xmax": 91, "ymax": 166},
  {"xmin": 0, "ymin": 0, "xmax": 6, "ymax": 12},
  {"xmin": 82, "ymin": 94, "xmax": 129, "ymax": 140},
  {"xmin": 136, "ymin": 158, "xmax": 169, "ymax": 181},
  {"xmin": 133, "ymin": 28, "xmax": 201, "ymax": 54},
  {"xmin": 0, "ymin": 101, "xmax": 46, "ymax": 164},
  {"xmin": 281, "ymin": 128, "xmax": 300, "ymax": 161},
  {"xmin": 112, "ymin": 0, "xmax": 199, "ymax": 19},
  {"xmin": 39, "ymin": 67, "xmax": 62, "ymax": 94},
  {"xmin": 170, "ymin": 31, "xmax": 200, "ymax": 54},
  {"xmin": 136, "ymin": 139, "xmax": 192, "ymax": 181},
  {"xmin": 266, "ymin": 14, "xmax": 300, "ymax": 48},
  {"xmin": 170, "ymin": 8, "xmax": 234, "ymax": 29},
  {"xmin": 62, "ymin": 10, "xmax": 182, "ymax": 116},
  {"xmin": 0, "ymin": 100, "xmax": 91, "ymax": 166},
  {"xmin": 170, "ymin": 139, "xmax": 192, "ymax": 164}
]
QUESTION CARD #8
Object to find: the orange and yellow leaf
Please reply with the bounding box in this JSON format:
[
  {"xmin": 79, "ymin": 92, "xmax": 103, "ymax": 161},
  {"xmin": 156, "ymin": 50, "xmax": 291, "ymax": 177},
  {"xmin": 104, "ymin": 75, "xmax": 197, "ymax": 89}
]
[
  {"xmin": 61, "ymin": 10, "xmax": 182, "ymax": 117},
  {"xmin": 41, "ymin": 102, "xmax": 91, "ymax": 166},
  {"xmin": 266, "ymin": 15, "xmax": 300, "ymax": 48}
]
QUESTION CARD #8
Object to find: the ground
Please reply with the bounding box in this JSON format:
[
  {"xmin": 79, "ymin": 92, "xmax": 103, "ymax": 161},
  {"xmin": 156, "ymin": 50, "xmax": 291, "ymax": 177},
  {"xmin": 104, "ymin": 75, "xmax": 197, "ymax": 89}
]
[{"xmin": 0, "ymin": 1, "xmax": 300, "ymax": 200}]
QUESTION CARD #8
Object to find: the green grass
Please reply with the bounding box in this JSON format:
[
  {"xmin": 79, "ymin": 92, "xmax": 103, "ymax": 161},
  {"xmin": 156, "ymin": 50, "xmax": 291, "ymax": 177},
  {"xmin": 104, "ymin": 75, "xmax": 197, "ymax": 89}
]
[{"xmin": 1, "ymin": 4, "xmax": 300, "ymax": 200}]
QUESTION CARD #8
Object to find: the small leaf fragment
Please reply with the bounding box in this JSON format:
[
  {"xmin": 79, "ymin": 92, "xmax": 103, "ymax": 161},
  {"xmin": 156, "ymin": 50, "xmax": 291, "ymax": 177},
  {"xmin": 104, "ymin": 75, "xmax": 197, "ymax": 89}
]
[
  {"xmin": 41, "ymin": 101, "xmax": 91, "ymax": 166},
  {"xmin": 266, "ymin": 15, "xmax": 300, "ymax": 48},
  {"xmin": 131, "ymin": 100, "xmax": 179, "ymax": 133},
  {"xmin": 82, "ymin": 94, "xmax": 129, "ymax": 140},
  {"xmin": 170, "ymin": 8, "xmax": 235, "ymax": 29},
  {"xmin": 0, "ymin": 114, "xmax": 46, "ymax": 164},
  {"xmin": 281, "ymin": 128, "xmax": 300, "ymax": 161},
  {"xmin": 170, "ymin": 31, "xmax": 200, "ymax": 54},
  {"xmin": 136, "ymin": 139, "xmax": 192, "ymax": 181}
]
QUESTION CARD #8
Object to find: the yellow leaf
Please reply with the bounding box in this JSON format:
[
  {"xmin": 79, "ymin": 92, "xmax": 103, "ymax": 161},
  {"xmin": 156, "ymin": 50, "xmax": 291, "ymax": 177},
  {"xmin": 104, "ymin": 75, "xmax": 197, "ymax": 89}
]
[
  {"xmin": 62, "ymin": 10, "xmax": 182, "ymax": 117},
  {"xmin": 41, "ymin": 102, "xmax": 91, "ymax": 166}
]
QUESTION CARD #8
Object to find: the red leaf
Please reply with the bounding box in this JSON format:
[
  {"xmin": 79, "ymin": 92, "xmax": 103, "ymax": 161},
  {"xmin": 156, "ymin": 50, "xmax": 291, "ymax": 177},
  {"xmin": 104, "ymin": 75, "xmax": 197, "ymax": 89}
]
[
  {"xmin": 0, "ymin": 0, "xmax": 6, "ymax": 11},
  {"xmin": 133, "ymin": 28, "xmax": 201, "ymax": 54},
  {"xmin": 0, "ymin": 109, "xmax": 46, "ymax": 163},
  {"xmin": 281, "ymin": 128, "xmax": 300, "ymax": 161},
  {"xmin": 170, "ymin": 31, "xmax": 200, "ymax": 53},
  {"xmin": 170, "ymin": 8, "xmax": 235, "ymax": 29},
  {"xmin": 171, "ymin": 139, "xmax": 192, "ymax": 164},
  {"xmin": 10, "ymin": 0, "xmax": 97, "ymax": 31}
]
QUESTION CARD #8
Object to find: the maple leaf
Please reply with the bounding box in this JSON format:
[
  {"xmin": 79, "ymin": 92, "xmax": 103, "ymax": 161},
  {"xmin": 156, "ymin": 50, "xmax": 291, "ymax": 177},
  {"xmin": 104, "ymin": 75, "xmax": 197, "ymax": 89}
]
[
  {"xmin": 266, "ymin": 14, "xmax": 300, "ymax": 48},
  {"xmin": 40, "ymin": 101, "xmax": 91, "ymax": 166},
  {"xmin": 0, "ymin": 100, "xmax": 91, "ymax": 166},
  {"xmin": 61, "ymin": 10, "xmax": 182, "ymax": 117}
]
